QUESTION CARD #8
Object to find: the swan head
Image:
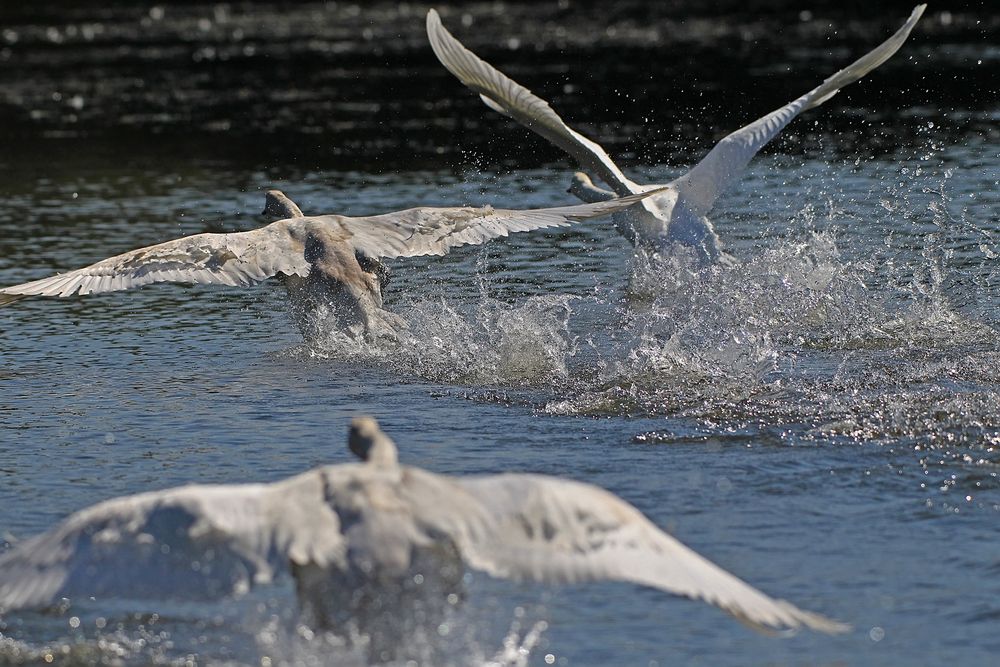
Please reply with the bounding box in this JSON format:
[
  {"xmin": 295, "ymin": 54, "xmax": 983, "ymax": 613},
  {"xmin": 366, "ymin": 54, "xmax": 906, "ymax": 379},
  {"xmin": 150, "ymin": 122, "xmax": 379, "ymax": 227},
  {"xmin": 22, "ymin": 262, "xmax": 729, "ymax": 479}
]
[
  {"xmin": 349, "ymin": 416, "xmax": 399, "ymax": 467},
  {"xmin": 567, "ymin": 172, "xmax": 615, "ymax": 203},
  {"xmin": 356, "ymin": 252, "xmax": 391, "ymax": 291},
  {"xmin": 262, "ymin": 190, "xmax": 304, "ymax": 219},
  {"xmin": 568, "ymin": 172, "xmax": 594, "ymax": 191}
]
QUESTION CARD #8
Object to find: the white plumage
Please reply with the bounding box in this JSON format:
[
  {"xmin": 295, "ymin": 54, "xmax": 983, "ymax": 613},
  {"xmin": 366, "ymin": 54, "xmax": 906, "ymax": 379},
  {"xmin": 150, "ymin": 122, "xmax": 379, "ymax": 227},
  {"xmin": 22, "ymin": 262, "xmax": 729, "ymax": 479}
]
[
  {"xmin": 0, "ymin": 188, "xmax": 659, "ymax": 337},
  {"xmin": 427, "ymin": 5, "xmax": 926, "ymax": 263},
  {"xmin": 0, "ymin": 416, "xmax": 848, "ymax": 643}
]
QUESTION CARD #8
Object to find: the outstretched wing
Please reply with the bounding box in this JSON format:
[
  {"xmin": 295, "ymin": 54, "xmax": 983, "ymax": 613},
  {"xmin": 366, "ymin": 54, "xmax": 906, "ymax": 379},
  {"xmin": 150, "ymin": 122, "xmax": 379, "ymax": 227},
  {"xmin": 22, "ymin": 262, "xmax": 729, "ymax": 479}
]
[
  {"xmin": 332, "ymin": 189, "xmax": 661, "ymax": 260},
  {"xmin": 0, "ymin": 220, "xmax": 310, "ymax": 307},
  {"xmin": 0, "ymin": 471, "xmax": 342, "ymax": 612},
  {"xmin": 452, "ymin": 473, "xmax": 849, "ymax": 634},
  {"xmin": 671, "ymin": 5, "xmax": 925, "ymax": 216},
  {"xmin": 427, "ymin": 9, "xmax": 639, "ymax": 197}
]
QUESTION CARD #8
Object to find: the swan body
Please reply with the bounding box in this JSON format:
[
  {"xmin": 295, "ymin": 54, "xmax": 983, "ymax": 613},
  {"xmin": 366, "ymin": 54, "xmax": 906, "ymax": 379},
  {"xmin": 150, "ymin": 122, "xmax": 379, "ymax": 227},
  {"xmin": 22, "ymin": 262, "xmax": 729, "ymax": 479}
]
[
  {"xmin": 0, "ymin": 416, "xmax": 848, "ymax": 656},
  {"xmin": 0, "ymin": 187, "xmax": 659, "ymax": 338},
  {"xmin": 427, "ymin": 5, "xmax": 927, "ymax": 263}
]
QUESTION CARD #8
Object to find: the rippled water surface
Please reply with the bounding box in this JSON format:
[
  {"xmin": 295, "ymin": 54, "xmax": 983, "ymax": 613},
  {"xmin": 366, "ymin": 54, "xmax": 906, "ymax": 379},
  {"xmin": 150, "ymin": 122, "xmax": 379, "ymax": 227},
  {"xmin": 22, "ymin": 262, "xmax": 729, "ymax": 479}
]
[{"xmin": 1, "ymin": 3, "xmax": 998, "ymax": 666}]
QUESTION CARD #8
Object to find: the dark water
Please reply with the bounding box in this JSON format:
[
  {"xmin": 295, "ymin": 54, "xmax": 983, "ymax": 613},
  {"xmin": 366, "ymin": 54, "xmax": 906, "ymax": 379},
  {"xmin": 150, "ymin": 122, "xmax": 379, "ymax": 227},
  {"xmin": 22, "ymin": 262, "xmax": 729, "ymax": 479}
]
[{"xmin": 1, "ymin": 3, "xmax": 999, "ymax": 666}]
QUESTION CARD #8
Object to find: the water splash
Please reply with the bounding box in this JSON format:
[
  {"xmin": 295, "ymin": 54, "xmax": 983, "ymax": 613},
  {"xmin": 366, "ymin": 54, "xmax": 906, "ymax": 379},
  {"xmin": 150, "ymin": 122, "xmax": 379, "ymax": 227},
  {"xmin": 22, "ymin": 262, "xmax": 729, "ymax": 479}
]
[
  {"xmin": 293, "ymin": 214, "xmax": 1000, "ymax": 462},
  {"xmin": 302, "ymin": 294, "xmax": 578, "ymax": 388},
  {"xmin": 483, "ymin": 618, "xmax": 547, "ymax": 667},
  {"xmin": 0, "ymin": 617, "xmax": 175, "ymax": 666},
  {"xmin": 0, "ymin": 600, "xmax": 548, "ymax": 667},
  {"xmin": 282, "ymin": 155, "xmax": 1000, "ymax": 473},
  {"xmin": 251, "ymin": 602, "xmax": 547, "ymax": 667}
]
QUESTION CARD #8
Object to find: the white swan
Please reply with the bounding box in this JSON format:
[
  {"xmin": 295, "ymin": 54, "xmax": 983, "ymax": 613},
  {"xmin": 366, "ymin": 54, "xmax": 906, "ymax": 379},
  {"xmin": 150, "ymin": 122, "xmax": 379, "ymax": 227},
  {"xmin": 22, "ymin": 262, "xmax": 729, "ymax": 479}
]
[
  {"xmin": 0, "ymin": 416, "xmax": 848, "ymax": 659},
  {"xmin": 427, "ymin": 6, "xmax": 926, "ymax": 263},
  {"xmin": 0, "ymin": 187, "xmax": 659, "ymax": 338}
]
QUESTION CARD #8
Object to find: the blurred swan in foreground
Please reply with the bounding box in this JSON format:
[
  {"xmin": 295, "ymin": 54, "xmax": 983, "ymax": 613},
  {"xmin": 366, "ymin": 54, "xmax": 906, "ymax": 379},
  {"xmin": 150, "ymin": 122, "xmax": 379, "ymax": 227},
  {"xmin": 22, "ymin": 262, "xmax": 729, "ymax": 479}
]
[
  {"xmin": 0, "ymin": 187, "xmax": 658, "ymax": 338},
  {"xmin": 0, "ymin": 417, "xmax": 847, "ymax": 661},
  {"xmin": 428, "ymin": 5, "xmax": 926, "ymax": 263}
]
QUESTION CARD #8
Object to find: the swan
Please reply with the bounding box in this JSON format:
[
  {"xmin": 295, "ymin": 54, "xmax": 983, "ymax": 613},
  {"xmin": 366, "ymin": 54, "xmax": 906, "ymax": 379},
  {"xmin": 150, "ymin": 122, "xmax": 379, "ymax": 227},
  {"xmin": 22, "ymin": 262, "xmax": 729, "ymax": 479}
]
[
  {"xmin": 0, "ymin": 187, "xmax": 659, "ymax": 338},
  {"xmin": 427, "ymin": 5, "xmax": 926, "ymax": 263},
  {"xmin": 0, "ymin": 416, "xmax": 848, "ymax": 660}
]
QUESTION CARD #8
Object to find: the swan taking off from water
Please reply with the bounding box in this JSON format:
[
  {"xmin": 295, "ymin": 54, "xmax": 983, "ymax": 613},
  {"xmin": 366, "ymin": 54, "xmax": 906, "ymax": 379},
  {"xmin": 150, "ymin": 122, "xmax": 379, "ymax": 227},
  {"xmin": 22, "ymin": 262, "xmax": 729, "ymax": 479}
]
[
  {"xmin": 0, "ymin": 187, "xmax": 658, "ymax": 338},
  {"xmin": 0, "ymin": 416, "xmax": 848, "ymax": 656},
  {"xmin": 427, "ymin": 6, "xmax": 926, "ymax": 263}
]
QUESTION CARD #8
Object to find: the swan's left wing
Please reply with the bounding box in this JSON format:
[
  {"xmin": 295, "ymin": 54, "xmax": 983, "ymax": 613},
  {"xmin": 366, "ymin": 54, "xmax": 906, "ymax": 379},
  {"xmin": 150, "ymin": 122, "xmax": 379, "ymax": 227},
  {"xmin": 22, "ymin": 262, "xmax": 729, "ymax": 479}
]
[
  {"xmin": 453, "ymin": 473, "xmax": 849, "ymax": 634},
  {"xmin": 0, "ymin": 471, "xmax": 343, "ymax": 612},
  {"xmin": 331, "ymin": 189, "xmax": 661, "ymax": 260},
  {"xmin": 671, "ymin": 4, "xmax": 925, "ymax": 217},
  {"xmin": 0, "ymin": 219, "xmax": 311, "ymax": 307},
  {"xmin": 426, "ymin": 9, "xmax": 639, "ymax": 197}
]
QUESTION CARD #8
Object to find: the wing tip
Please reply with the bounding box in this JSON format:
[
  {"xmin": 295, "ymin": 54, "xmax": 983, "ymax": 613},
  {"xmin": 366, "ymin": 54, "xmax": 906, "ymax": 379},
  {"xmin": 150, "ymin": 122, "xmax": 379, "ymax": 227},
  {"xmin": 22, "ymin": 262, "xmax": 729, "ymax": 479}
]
[
  {"xmin": 785, "ymin": 602, "xmax": 852, "ymax": 636},
  {"xmin": 753, "ymin": 600, "xmax": 853, "ymax": 636},
  {"xmin": 902, "ymin": 4, "xmax": 927, "ymax": 35},
  {"xmin": 426, "ymin": 7, "xmax": 449, "ymax": 52}
]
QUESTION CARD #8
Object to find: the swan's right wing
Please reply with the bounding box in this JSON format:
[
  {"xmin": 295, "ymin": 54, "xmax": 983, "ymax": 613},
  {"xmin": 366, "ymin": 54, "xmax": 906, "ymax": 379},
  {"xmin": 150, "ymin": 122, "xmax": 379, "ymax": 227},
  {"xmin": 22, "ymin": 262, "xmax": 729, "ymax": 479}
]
[
  {"xmin": 427, "ymin": 9, "xmax": 638, "ymax": 197},
  {"xmin": 0, "ymin": 220, "xmax": 311, "ymax": 307},
  {"xmin": 453, "ymin": 473, "xmax": 849, "ymax": 634},
  {"xmin": 671, "ymin": 5, "xmax": 925, "ymax": 217},
  {"xmin": 0, "ymin": 471, "xmax": 343, "ymax": 612}
]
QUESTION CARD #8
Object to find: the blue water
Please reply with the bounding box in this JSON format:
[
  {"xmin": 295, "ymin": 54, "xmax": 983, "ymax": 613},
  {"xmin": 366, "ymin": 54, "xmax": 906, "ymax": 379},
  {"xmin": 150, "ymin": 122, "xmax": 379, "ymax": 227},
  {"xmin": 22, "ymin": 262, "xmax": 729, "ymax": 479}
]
[{"xmin": 1, "ymin": 127, "xmax": 998, "ymax": 666}]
